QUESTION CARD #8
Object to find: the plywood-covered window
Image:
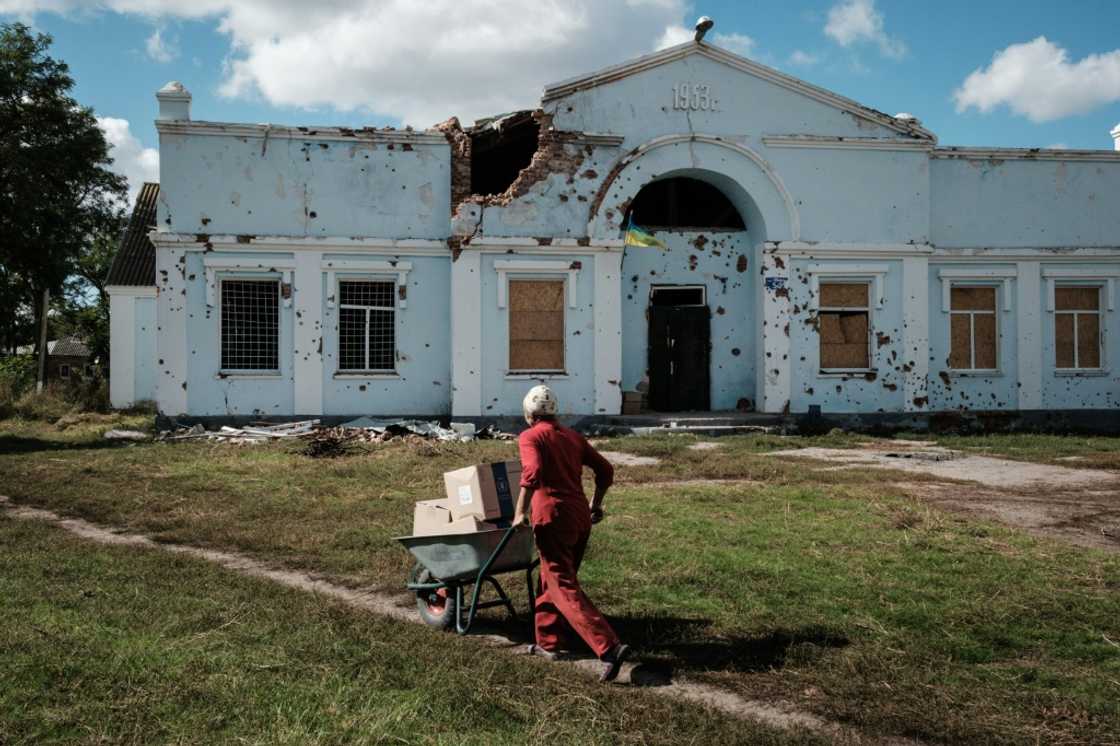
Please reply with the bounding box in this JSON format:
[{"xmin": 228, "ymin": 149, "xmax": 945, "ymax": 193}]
[
  {"xmin": 1054, "ymin": 286, "xmax": 1102, "ymax": 370},
  {"xmin": 819, "ymin": 282, "xmax": 870, "ymax": 371},
  {"xmin": 509, "ymin": 279, "xmax": 565, "ymax": 373},
  {"xmin": 949, "ymin": 286, "xmax": 998, "ymax": 371}
]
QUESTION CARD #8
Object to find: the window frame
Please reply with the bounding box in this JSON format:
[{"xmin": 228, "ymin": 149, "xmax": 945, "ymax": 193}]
[
  {"xmin": 58, "ymin": 364, "xmax": 70, "ymax": 380},
  {"xmin": 217, "ymin": 274, "xmax": 283, "ymax": 376},
  {"xmin": 817, "ymin": 280, "xmax": 874, "ymax": 375},
  {"xmin": 335, "ymin": 275, "xmax": 398, "ymax": 375},
  {"xmin": 948, "ymin": 283, "xmax": 1001, "ymax": 375},
  {"xmin": 650, "ymin": 284, "xmax": 707, "ymax": 308},
  {"xmin": 1053, "ymin": 283, "xmax": 1104, "ymax": 372},
  {"xmin": 506, "ymin": 275, "xmax": 568, "ymax": 376}
]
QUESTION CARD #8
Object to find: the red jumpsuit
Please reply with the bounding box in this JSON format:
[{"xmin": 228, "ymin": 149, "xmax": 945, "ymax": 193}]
[{"xmin": 518, "ymin": 419, "xmax": 619, "ymax": 657}]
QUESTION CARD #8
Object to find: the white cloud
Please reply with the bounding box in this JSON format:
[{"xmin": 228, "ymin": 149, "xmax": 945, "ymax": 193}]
[
  {"xmin": 656, "ymin": 24, "xmax": 755, "ymax": 58},
  {"xmin": 144, "ymin": 26, "xmax": 177, "ymax": 62},
  {"xmin": 97, "ymin": 117, "xmax": 159, "ymax": 203},
  {"xmin": 1045, "ymin": 142, "xmax": 1069, "ymax": 150},
  {"xmin": 656, "ymin": 23, "xmax": 693, "ymax": 50},
  {"xmin": 712, "ymin": 32, "xmax": 755, "ymax": 58},
  {"xmin": 788, "ymin": 50, "xmax": 819, "ymax": 67},
  {"xmin": 6, "ymin": 0, "xmax": 692, "ymax": 126},
  {"xmin": 824, "ymin": 0, "xmax": 906, "ymax": 60},
  {"xmin": 954, "ymin": 37, "xmax": 1120, "ymax": 123}
]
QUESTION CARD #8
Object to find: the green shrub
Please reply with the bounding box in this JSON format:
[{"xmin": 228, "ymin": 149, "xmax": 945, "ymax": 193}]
[{"xmin": 0, "ymin": 354, "xmax": 38, "ymax": 416}]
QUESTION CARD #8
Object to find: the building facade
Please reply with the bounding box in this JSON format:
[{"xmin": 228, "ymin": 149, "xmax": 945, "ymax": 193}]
[{"xmin": 113, "ymin": 41, "xmax": 1120, "ymax": 419}]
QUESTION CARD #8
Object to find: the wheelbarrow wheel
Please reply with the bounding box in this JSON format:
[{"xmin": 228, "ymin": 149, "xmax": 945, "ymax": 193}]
[{"xmin": 411, "ymin": 563, "xmax": 457, "ymax": 630}]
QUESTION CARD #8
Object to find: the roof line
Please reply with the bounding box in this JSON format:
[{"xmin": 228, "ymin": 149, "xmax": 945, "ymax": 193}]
[{"xmin": 541, "ymin": 41, "xmax": 936, "ymax": 142}]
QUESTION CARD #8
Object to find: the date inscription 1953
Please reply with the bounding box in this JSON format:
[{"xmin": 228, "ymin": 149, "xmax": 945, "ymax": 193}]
[{"xmin": 671, "ymin": 83, "xmax": 718, "ymax": 111}]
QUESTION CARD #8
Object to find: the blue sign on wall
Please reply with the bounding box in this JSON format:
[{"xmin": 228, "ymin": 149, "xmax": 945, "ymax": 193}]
[{"xmin": 765, "ymin": 276, "xmax": 787, "ymax": 291}]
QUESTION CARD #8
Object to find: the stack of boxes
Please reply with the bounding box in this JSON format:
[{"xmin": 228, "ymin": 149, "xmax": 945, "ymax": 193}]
[{"xmin": 411, "ymin": 461, "xmax": 522, "ymax": 536}]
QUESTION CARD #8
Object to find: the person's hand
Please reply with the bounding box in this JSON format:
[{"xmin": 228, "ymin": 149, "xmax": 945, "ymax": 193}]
[
  {"xmin": 590, "ymin": 506, "xmax": 605, "ymax": 524},
  {"xmin": 512, "ymin": 512, "xmax": 528, "ymax": 528}
]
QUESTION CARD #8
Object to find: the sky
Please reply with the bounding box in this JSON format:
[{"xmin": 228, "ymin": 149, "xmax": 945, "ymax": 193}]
[{"xmin": 3, "ymin": 0, "xmax": 1119, "ymax": 201}]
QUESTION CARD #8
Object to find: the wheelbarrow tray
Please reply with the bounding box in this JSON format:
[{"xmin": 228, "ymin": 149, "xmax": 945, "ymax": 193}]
[{"xmin": 395, "ymin": 526, "xmax": 535, "ymax": 583}]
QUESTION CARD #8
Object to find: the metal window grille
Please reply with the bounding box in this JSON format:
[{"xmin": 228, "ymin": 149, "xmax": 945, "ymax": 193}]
[
  {"xmin": 221, "ymin": 279, "xmax": 280, "ymax": 371},
  {"xmin": 338, "ymin": 280, "xmax": 396, "ymax": 371}
]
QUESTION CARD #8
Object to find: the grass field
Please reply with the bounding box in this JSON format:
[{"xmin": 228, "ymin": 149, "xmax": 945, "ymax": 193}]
[{"xmin": 2, "ymin": 414, "xmax": 1119, "ymax": 744}]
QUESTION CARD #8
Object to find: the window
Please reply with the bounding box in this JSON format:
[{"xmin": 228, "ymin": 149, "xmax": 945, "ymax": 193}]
[
  {"xmin": 338, "ymin": 280, "xmax": 396, "ymax": 372},
  {"xmin": 949, "ymin": 286, "xmax": 998, "ymax": 371},
  {"xmin": 625, "ymin": 177, "xmax": 746, "ymax": 230},
  {"xmin": 1054, "ymin": 286, "xmax": 1102, "ymax": 370},
  {"xmin": 819, "ymin": 282, "xmax": 870, "ymax": 371},
  {"xmin": 59, "ymin": 364, "xmax": 70, "ymax": 380},
  {"xmin": 650, "ymin": 285, "xmax": 706, "ymax": 307},
  {"xmin": 221, "ymin": 279, "xmax": 279, "ymax": 371},
  {"xmin": 509, "ymin": 279, "xmax": 565, "ymax": 372}
]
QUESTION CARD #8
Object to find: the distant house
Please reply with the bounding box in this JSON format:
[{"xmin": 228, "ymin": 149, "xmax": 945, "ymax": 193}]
[
  {"xmin": 47, "ymin": 336, "xmax": 92, "ymax": 382},
  {"xmin": 105, "ymin": 182, "xmax": 159, "ymax": 407}
]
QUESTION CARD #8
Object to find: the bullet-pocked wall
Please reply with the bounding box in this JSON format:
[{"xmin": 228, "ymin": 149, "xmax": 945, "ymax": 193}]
[
  {"xmin": 477, "ymin": 253, "xmax": 599, "ymax": 416},
  {"xmin": 320, "ymin": 254, "xmax": 452, "ymax": 416},
  {"xmin": 620, "ymin": 232, "xmax": 758, "ymax": 410},
  {"xmin": 157, "ymin": 125, "xmax": 452, "ymax": 239}
]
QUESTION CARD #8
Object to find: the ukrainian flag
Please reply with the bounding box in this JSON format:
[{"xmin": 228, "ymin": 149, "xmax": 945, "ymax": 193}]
[{"xmin": 624, "ymin": 219, "xmax": 667, "ymax": 250}]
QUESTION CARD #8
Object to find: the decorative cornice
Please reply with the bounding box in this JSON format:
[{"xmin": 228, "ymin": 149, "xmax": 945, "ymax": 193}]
[
  {"xmin": 150, "ymin": 232, "xmax": 451, "ymax": 256},
  {"xmin": 768, "ymin": 242, "xmax": 934, "ymax": 257},
  {"xmin": 155, "ymin": 120, "xmax": 448, "ymax": 147},
  {"xmin": 762, "ymin": 135, "xmax": 932, "ymax": 152},
  {"xmin": 542, "ymin": 41, "xmax": 936, "ymax": 142},
  {"xmin": 932, "ymin": 146, "xmax": 1120, "ymax": 162}
]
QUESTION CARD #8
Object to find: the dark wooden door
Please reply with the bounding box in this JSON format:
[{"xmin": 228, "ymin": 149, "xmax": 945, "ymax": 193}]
[{"xmin": 648, "ymin": 306, "xmax": 710, "ymax": 411}]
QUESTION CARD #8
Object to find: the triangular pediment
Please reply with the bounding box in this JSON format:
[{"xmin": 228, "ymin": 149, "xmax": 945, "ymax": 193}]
[{"xmin": 542, "ymin": 41, "xmax": 935, "ymax": 142}]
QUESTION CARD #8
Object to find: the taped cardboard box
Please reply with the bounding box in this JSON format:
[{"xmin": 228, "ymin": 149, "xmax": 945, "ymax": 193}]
[
  {"xmin": 444, "ymin": 461, "xmax": 521, "ymax": 522},
  {"xmin": 413, "ymin": 499, "xmax": 452, "ymax": 536}
]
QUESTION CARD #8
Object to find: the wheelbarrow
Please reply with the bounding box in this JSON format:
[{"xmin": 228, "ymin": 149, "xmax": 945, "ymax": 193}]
[{"xmin": 396, "ymin": 524, "xmax": 539, "ymax": 635}]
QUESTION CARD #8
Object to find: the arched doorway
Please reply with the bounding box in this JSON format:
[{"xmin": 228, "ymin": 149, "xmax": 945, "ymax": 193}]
[{"xmin": 621, "ymin": 173, "xmax": 755, "ymax": 412}]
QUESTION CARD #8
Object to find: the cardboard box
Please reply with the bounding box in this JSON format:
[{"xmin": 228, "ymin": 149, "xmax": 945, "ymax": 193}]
[
  {"xmin": 444, "ymin": 461, "xmax": 521, "ymax": 522},
  {"xmin": 412, "ymin": 498, "xmax": 452, "ymax": 536},
  {"xmin": 442, "ymin": 515, "xmax": 490, "ymax": 535}
]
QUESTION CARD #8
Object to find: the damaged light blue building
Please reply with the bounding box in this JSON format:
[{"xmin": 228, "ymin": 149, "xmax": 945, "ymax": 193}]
[{"xmin": 106, "ymin": 39, "xmax": 1120, "ymax": 422}]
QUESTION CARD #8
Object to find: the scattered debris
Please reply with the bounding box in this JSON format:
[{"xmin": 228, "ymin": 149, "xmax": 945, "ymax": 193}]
[
  {"xmin": 302, "ymin": 430, "xmax": 354, "ymax": 459},
  {"xmin": 688, "ymin": 441, "xmax": 724, "ymax": 452},
  {"xmin": 103, "ymin": 429, "xmax": 150, "ymax": 442},
  {"xmin": 157, "ymin": 418, "xmax": 513, "ymax": 448},
  {"xmin": 600, "ymin": 451, "xmax": 661, "ymax": 467}
]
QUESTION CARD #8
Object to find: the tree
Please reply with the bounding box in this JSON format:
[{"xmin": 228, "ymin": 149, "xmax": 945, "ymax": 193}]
[{"xmin": 0, "ymin": 23, "xmax": 126, "ymax": 355}]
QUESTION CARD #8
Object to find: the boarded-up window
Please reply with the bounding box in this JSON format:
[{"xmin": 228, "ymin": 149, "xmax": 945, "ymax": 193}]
[
  {"xmin": 949, "ymin": 286, "xmax": 998, "ymax": 370},
  {"xmin": 819, "ymin": 282, "xmax": 870, "ymax": 370},
  {"xmin": 1054, "ymin": 286, "xmax": 1102, "ymax": 369},
  {"xmin": 509, "ymin": 279, "xmax": 565, "ymax": 372}
]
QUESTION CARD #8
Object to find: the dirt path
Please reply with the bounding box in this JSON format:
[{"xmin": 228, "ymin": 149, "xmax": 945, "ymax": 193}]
[
  {"xmin": 0, "ymin": 495, "xmax": 919, "ymax": 745},
  {"xmin": 768, "ymin": 444, "xmax": 1120, "ymax": 552}
]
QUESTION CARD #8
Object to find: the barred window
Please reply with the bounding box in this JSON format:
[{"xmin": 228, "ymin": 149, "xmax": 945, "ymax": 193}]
[
  {"xmin": 818, "ymin": 282, "xmax": 871, "ymax": 371},
  {"xmin": 1054, "ymin": 286, "xmax": 1102, "ymax": 370},
  {"xmin": 221, "ymin": 279, "xmax": 279, "ymax": 371},
  {"xmin": 338, "ymin": 280, "xmax": 396, "ymax": 371}
]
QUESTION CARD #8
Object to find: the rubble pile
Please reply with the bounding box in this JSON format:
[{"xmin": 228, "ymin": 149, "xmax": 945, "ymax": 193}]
[{"xmin": 154, "ymin": 418, "xmax": 513, "ymax": 450}]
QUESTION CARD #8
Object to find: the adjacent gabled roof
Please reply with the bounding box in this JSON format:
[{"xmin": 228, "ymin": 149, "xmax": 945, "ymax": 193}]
[
  {"xmin": 48, "ymin": 336, "xmax": 91, "ymax": 358},
  {"xmin": 542, "ymin": 40, "xmax": 936, "ymax": 142},
  {"xmin": 106, "ymin": 182, "xmax": 159, "ymax": 287}
]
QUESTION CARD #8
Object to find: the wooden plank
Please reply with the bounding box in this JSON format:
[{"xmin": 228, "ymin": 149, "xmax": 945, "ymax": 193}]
[
  {"xmin": 950, "ymin": 286, "xmax": 996, "ymax": 311},
  {"xmin": 509, "ymin": 280, "xmax": 564, "ymax": 311},
  {"xmin": 1055, "ymin": 286, "xmax": 1100, "ymax": 311},
  {"xmin": 949, "ymin": 314, "xmax": 971, "ymax": 369},
  {"xmin": 1077, "ymin": 314, "xmax": 1101, "ymax": 368},
  {"xmin": 510, "ymin": 340, "xmax": 564, "ymax": 371},
  {"xmin": 820, "ymin": 282, "xmax": 868, "ymax": 308},
  {"xmin": 509, "ymin": 310, "xmax": 564, "ymax": 341},
  {"xmin": 1055, "ymin": 314, "xmax": 1075, "ymax": 368}
]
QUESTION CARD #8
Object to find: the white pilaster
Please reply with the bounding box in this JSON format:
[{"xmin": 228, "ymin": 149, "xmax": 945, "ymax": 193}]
[
  {"xmin": 757, "ymin": 244, "xmax": 791, "ymax": 413},
  {"xmin": 1016, "ymin": 261, "xmax": 1043, "ymax": 410},
  {"xmin": 593, "ymin": 251, "xmax": 623, "ymax": 414},
  {"xmin": 108, "ymin": 291, "xmax": 135, "ymax": 408},
  {"xmin": 155, "ymin": 243, "xmax": 189, "ymax": 415},
  {"xmin": 451, "ymin": 250, "xmax": 483, "ymax": 416},
  {"xmin": 293, "ymin": 251, "xmax": 324, "ymax": 415},
  {"xmin": 901, "ymin": 256, "xmax": 930, "ymax": 411}
]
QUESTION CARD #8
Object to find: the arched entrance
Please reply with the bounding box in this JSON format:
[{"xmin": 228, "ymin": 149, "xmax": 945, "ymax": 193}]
[{"xmin": 619, "ymin": 171, "xmax": 757, "ymax": 411}]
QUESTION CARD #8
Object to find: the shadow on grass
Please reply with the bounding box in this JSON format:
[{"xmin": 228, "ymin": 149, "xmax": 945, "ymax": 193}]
[
  {"xmin": 609, "ymin": 616, "xmax": 850, "ymax": 675},
  {"xmin": 0, "ymin": 434, "xmax": 133, "ymax": 455}
]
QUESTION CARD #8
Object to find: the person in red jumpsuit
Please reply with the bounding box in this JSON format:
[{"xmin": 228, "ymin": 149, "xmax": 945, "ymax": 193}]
[{"xmin": 512, "ymin": 385, "xmax": 631, "ymax": 682}]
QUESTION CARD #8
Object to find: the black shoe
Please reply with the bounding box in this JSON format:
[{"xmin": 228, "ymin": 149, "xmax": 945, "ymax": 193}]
[
  {"xmin": 527, "ymin": 644, "xmax": 559, "ymax": 661},
  {"xmin": 599, "ymin": 643, "xmax": 631, "ymax": 683}
]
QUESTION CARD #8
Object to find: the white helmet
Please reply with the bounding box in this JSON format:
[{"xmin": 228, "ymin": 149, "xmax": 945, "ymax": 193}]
[{"xmin": 522, "ymin": 385, "xmax": 559, "ymax": 421}]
